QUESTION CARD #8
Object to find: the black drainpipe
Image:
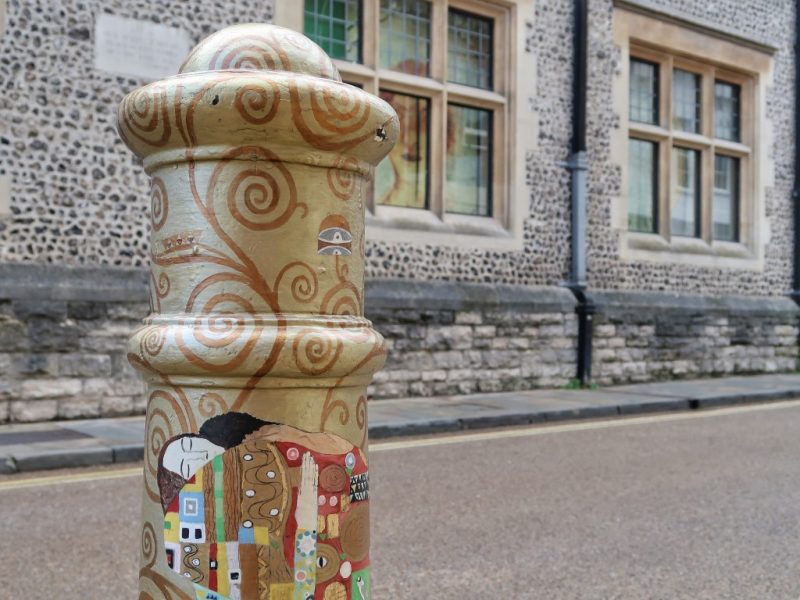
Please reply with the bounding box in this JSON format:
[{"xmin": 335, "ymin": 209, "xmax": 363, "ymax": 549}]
[
  {"xmin": 792, "ymin": 0, "xmax": 800, "ymax": 306},
  {"xmin": 566, "ymin": 0, "xmax": 595, "ymax": 386}
]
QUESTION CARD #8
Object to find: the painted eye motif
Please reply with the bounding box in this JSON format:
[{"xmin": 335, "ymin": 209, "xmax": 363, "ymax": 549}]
[
  {"xmin": 317, "ymin": 556, "xmax": 329, "ymax": 568},
  {"xmin": 318, "ymin": 244, "xmax": 352, "ymax": 256},
  {"xmin": 318, "ymin": 215, "xmax": 353, "ymax": 256},
  {"xmin": 318, "ymin": 228, "xmax": 353, "ymax": 243}
]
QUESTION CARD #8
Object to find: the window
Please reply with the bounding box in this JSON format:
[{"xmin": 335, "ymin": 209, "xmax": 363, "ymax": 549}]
[
  {"xmin": 379, "ymin": 0, "xmax": 432, "ymax": 74},
  {"xmin": 713, "ymin": 154, "xmax": 739, "ymax": 241},
  {"xmin": 627, "ymin": 138, "xmax": 657, "ymax": 232},
  {"xmin": 625, "ymin": 46, "xmax": 753, "ymax": 245},
  {"xmin": 629, "ymin": 59, "xmax": 658, "ymax": 125},
  {"xmin": 614, "ymin": 8, "xmax": 773, "ymax": 268},
  {"xmin": 304, "ymin": 0, "xmax": 362, "ymax": 62},
  {"xmin": 303, "ymin": 0, "xmax": 511, "ymax": 230},
  {"xmin": 714, "ymin": 81, "xmax": 740, "ymax": 142},
  {"xmin": 672, "ymin": 69, "xmax": 700, "ymax": 133}
]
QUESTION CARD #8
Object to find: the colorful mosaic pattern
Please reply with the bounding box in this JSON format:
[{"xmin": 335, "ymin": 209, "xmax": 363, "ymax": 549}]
[{"xmin": 159, "ymin": 412, "xmax": 370, "ymax": 600}]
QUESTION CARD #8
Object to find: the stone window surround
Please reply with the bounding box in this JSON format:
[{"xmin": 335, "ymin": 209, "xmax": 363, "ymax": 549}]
[
  {"xmin": 612, "ymin": 3, "xmax": 775, "ymax": 271},
  {"xmin": 279, "ymin": 0, "xmax": 536, "ymax": 252},
  {"xmin": 628, "ymin": 47, "xmax": 754, "ymax": 242}
]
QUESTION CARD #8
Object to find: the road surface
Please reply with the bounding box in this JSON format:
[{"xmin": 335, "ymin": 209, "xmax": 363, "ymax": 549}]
[{"xmin": 2, "ymin": 401, "xmax": 800, "ymax": 599}]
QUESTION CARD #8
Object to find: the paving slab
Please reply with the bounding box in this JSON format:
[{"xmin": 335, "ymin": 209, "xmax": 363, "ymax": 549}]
[
  {"xmin": 0, "ymin": 428, "xmax": 92, "ymax": 446},
  {"xmin": 58, "ymin": 417, "xmax": 146, "ymax": 444},
  {"xmin": 1, "ymin": 373, "xmax": 799, "ymax": 473},
  {"xmin": 606, "ymin": 374, "xmax": 800, "ymax": 400}
]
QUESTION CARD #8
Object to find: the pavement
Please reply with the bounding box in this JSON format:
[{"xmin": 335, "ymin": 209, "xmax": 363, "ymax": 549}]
[{"xmin": 2, "ymin": 372, "xmax": 800, "ymax": 475}]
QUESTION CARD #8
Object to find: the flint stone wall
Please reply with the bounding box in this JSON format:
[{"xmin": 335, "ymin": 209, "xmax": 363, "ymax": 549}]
[
  {"xmin": 0, "ymin": 265, "xmax": 797, "ymax": 423},
  {"xmin": 0, "ymin": 0, "xmax": 568, "ymax": 287},
  {"xmin": 1, "ymin": 0, "xmax": 795, "ymax": 296}
]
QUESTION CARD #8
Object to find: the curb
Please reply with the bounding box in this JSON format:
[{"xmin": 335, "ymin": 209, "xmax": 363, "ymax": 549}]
[{"xmin": 14, "ymin": 446, "xmax": 113, "ymax": 472}]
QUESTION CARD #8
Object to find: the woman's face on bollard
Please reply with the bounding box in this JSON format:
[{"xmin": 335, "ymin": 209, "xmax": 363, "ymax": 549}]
[{"xmin": 162, "ymin": 435, "xmax": 225, "ymax": 479}]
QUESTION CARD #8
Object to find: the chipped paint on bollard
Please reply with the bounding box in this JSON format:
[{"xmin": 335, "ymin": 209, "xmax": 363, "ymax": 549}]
[{"xmin": 117, "ymin": 24, "xmax": 398, "ymax": 600}]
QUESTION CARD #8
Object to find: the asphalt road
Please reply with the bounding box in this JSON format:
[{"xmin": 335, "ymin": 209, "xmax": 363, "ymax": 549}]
[{"xmin": 3, "ymin": 401, "xmax": 800, "ymax": 599}]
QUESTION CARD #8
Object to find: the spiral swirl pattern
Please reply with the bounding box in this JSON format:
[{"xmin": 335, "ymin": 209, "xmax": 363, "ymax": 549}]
[
  {"xmin": 289, "ymin": 79, "xmax": 379, "ymax": 151},
  {"xmin": 198, "ymin": 392, "xmax": 228, "ymax": 418},
  {"xmin": 327, "ymin": 156, "xmax": 361, "ymax": 201},
  {"xmin": 175, "ymin": 312, "xmax": 263, "ymax": 373},
  {"xmin": 150, "ymin": 178, "xmax": 169, "ymax": 231},
  {"xmin": 234, "ymin": 82, "xmax": 281, "ymax": 125},
  {"xmin": 208, "ymin": 146, "xmax": 304, "ymax": 231},
  {"xmin": 142, "ymin": 326, "xmax": 166, "ymax": 357},
  {"xmin": 293, "ymin": 329, "xmax": 344, "ymax": 376},
  {"xmin": 274, "ymin": 261, "xmax": 319, "ymax": 308},
  {"xmin": 119, "ymin": 85, "xmax": 171, "ymax": 148}
]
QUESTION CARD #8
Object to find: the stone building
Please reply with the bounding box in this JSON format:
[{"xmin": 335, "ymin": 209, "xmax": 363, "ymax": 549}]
[{"xmin": 0, "ymin": 0, "xmax": 798, "ymax": 422}]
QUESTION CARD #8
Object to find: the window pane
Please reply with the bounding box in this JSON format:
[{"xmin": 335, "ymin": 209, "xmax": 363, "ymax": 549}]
[
  {"xmin": 448, "ymin": 9, "xmax": 493, "ymax": 90},
  {"xmin": 304, "ymin": 0, "xmax": 361, "ymax": 62},
  {"xmin": 671, "ymin": 147, "xmax": 700, "ymax": 237},
  {"xmin": 714, "ymin": 155, "xmax": 739, "ymax": 241},
  {"xmin": 376, "ymin": 91, "xmax": 429, "ymax": 209},
  {"xmin": 715, "ymin": 81, "xmax": 740, "ymax": 141},
  {"xmin": 379, "ymin": 0, "xmax": 431, "ymax": 76},
  {"xmin": 628, "ymin": 138, "xmax": 658, "ymax": 232},
  {"xmin": 672, "ymin": 69, "xmax": 701, "ymax": 133},
  {"xmin": 446, "ymin": 105, "xmax": 492, "ymax": 216},
  {"xmin": 629, "ymin": 59, "xmax": 658, "ymax": 125}
]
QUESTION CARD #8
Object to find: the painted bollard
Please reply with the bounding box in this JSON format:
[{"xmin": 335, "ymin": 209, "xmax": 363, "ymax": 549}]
[{"xmin": 117, "ymin": 24, "xmax": 397, "ymax": 600}]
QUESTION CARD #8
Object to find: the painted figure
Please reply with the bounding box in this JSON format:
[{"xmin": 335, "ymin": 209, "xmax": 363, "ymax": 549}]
[{"xmin": 158, "ymin": 412, "xmax": 370, "ymax": 600}]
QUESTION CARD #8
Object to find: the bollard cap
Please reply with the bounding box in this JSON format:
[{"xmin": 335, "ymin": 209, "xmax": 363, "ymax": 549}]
[
  {"xmin": 117, "ymin": 23, "xmax": 398, "ymax": 173},
  {"xmin": 179, "ymin": 23, "xmax": 342, "ymax": 81}
]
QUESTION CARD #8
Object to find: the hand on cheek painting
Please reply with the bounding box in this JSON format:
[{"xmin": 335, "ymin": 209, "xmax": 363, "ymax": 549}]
[{"xmin": 296, "ymin": 451, "xmax": 319, "ymax": 530}]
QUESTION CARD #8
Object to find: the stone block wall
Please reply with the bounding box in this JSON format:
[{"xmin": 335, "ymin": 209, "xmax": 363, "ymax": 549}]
[
  {"xmin": 367, "ymin": 311, "xmax": 577, "ymax": 399},
  {"xmin": 591, "ymin": 293, "xmax": 800, "ymax": 385},
  {"xmin": 0, "ymin": 264, "xmax": 147, "ymax": 422},
  {"xmin": 1, "ymin": 267, "xmax": 797, "ymax": 424},
  {"xmin": 364, "ymin": 280, "xmax": 578, "ymax": 399}
]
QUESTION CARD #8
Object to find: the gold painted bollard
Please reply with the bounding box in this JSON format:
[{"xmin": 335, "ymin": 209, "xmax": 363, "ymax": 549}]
[{"xmin": 117, "ymin": 24, "xmax": 397, "ymax": 600}]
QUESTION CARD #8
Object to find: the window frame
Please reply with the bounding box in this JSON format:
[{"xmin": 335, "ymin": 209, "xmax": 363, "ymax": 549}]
[
  {"xmin": 294, "ymin": 0, "xmax": 518, "ymax": 244},
  {"xmin": 612, "ymin": 6, "xmax": 776, "ymax": 271},
  {"xmin": 625, "ymin": 42, "xmax": 756, "ymax": 253}
]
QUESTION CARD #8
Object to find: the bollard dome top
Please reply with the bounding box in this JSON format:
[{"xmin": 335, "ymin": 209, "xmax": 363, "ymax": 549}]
[
  {"xmin": 117, "ymin": 23, "xmax": 398, "ymax": 173},
  {"xmin": 179, "ymin": 23, "xmax": 342, "ymax": 81}
]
